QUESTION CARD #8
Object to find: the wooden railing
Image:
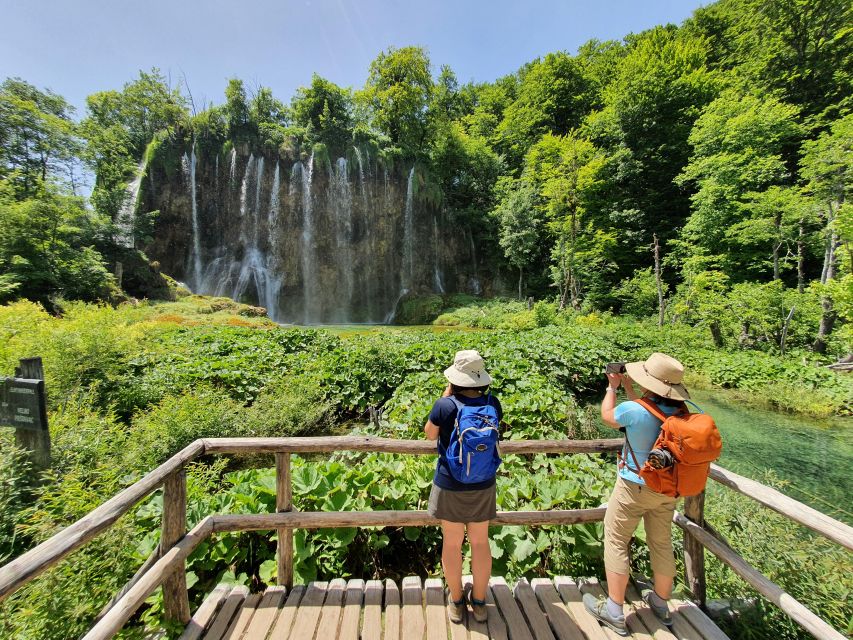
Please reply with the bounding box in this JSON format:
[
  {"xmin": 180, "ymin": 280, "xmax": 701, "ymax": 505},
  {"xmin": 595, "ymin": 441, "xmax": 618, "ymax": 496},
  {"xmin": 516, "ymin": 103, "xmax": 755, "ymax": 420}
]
[{"xmin": 0, "ymin": 436, "xmax": 850, "ymax": 640}]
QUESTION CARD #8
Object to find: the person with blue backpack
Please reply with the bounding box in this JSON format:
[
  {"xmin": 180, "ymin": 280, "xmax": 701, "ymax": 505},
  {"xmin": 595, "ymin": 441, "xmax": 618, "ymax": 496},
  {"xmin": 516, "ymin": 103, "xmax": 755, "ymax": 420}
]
[{"xmin": 425, "ymin": 349, "xmax": 502, "ymax": 625}]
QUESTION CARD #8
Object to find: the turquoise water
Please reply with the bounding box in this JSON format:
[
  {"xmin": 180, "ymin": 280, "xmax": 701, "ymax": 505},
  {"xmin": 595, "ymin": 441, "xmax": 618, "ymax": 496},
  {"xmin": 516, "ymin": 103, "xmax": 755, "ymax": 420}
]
[{"xmin": 690, "ymin": 389, "xmax": 853, "ymax": 525}]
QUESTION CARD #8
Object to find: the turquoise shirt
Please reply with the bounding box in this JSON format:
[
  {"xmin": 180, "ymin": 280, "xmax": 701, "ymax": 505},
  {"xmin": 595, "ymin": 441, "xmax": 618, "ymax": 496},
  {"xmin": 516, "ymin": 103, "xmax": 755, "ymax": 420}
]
[{"xmin": 614, "ymin": 400, "xmax": 680, "ymax": 485}]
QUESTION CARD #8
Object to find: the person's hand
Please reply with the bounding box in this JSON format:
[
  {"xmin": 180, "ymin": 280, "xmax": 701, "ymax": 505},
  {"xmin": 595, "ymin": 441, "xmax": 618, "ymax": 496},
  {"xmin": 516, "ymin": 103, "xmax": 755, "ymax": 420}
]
[
  {"xmin": 442, "ymin": 383, "xmax": 453, "ymax": 398},
  {"xmin": 606, "ymin": 373, "xmax": 623, "ymax": 389}
]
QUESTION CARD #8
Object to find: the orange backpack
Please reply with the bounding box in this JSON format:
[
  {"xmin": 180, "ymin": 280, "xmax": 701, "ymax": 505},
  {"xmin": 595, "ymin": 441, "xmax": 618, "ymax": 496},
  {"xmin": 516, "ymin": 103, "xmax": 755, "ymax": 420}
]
[{"xmin": 621, "ymin": 398, "xmax": 723, "ymax": 498}]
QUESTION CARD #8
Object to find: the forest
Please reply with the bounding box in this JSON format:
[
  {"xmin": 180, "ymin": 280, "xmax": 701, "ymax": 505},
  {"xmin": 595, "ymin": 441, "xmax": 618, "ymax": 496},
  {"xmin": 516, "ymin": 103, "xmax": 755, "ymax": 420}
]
[{"xmin": 0, "ymin": 0, "xmax": 851, "ymax": 638}]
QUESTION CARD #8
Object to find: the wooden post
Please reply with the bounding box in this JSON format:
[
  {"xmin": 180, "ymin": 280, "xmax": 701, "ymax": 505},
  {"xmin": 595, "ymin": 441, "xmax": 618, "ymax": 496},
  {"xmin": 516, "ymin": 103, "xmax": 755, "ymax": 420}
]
[
  {"xmin": 12, "ymin": 357, "xmax": 50, "ymax": 471},
  {"xmin": 683, "ymin": 492, "xmax": 706, "ymax": 607},
  {"xmin": 276, "ymin": 452, "xmax": 293, "ymax": 588},
  {"xmin": 162, "ymin": 469, "xmax": 190, "ymax": 624}
]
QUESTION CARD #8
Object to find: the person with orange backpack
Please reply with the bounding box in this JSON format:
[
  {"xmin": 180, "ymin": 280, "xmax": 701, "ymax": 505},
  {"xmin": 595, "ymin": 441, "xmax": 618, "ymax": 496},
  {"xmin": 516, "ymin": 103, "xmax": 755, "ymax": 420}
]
[{"xmin": 584, "ymin": 353, "xmax": 722, "ymax": 636}]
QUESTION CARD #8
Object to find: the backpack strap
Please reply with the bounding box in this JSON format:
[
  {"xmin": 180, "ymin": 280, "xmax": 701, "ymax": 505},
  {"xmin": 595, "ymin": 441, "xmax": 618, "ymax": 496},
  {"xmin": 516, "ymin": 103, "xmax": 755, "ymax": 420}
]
[{"xmin": 633, "ymin": 397, "xmax": 669, "ymax": 422}]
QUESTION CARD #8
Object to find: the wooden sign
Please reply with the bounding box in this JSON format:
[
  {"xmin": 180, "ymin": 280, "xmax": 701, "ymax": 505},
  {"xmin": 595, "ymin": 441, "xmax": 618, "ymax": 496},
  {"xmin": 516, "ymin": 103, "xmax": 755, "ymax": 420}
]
[{"xmin": 0, "ymin": 378, "xmax": 47, "ymax": 432}]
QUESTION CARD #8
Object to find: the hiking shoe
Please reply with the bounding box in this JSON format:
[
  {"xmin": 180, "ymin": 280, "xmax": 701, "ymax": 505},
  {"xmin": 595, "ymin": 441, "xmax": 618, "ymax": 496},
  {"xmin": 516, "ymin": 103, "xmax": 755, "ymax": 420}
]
[
  {"xmin": 583, "ymin": 593, "xmax": 627, "ymax": 636},
  {"xmin": 469, "ymin": 594, "xmax": 488, "ymax": 623},
  {"xmin": 447, "ymin": 596, "xmax": 466, "ymax": 624},
  {"xmin": 642, "ymin": 589, "xmax": 673, "ymax": 626}
]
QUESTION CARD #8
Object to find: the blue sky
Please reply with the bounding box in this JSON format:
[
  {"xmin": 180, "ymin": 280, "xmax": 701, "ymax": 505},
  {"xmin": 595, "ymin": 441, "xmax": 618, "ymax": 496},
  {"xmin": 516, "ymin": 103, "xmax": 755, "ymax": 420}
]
[{"xmin": 1, "ymin": 0, "xmax": 706, "ymax": 113}]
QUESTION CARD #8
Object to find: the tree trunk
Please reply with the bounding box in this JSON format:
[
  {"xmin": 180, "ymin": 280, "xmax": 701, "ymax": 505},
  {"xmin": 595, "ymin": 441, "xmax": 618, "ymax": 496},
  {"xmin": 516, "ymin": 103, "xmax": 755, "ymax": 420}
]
[
  {"xmin": 710, "ymin": 321, "xmax": 724, "ymax": 348},
  {"xmin": 814, "ymin": 232, "xmax": 839, "ymax": 354},
  {"xmin": 654, "ymin": 233, "xmax": 665, "ymax": 327},
  {"xmin": 780, "ymin": 306, "xmax": 795, "ymax": 354},
  {"xmin": 797, "ymin": 218, "xmax": 805, "ymax": 294},
  {"xmin": 773, "ymin": 209, "xmax": 782, "ymax": 281},
  {"xmin": 518, "ymin": 267, "xmax": 523, "ymax": 301}
]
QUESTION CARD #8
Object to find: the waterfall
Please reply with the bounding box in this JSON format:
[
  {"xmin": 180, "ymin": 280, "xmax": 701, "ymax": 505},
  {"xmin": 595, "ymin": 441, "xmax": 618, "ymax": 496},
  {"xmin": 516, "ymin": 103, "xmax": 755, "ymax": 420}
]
[
  {"xmin": 267, "ymin": 162, "xmax": 282, "ymax": 313},
  {"xmin": 433, "ymin": 215, "xmax": 445, "ymax": 293},
  {"xmin": 269, "ymin": 161, "xmax": 281, "ymax": 230},
  {"xmin": 253, "ymin": 156, "xmax": 265, "ymax": 246},
  {"xmin": 116, "ymin": 159, "xmax": 146, "ymax": 249},
  {"xmin": 239, "ymin": 154, "xmax": 255, "ymax": 218},
  {"xmin": 333, "ymin": 157, "xmax": 354, "ymax": 319},
  {"xmin": 468, "ymin": 230, "xmax": 482, "ymax": 295},
  {"xmin": 402, "ymin": 166, "xmax": 416, "ymax": 292},
  {"xmin": 353, "ymin": 147, "xmax": 368, "ymax": 200},
  {"xmin": 229, "ymin": 148, "xmax": 237, "ymax": 184},
  {"xmin": 301, "ymin": 151, "xmax": 315, "ymax": 323},
  {"xmin": 181, "ymin": 144, "xmax": 203, "ymax": 288}
]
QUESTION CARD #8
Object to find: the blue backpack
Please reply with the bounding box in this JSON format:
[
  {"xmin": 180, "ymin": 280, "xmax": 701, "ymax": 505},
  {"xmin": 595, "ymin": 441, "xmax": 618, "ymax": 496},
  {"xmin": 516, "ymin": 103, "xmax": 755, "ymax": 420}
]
[{"xmin": 443, "ymin": 395, "xmax": 502, "ymax": 484}]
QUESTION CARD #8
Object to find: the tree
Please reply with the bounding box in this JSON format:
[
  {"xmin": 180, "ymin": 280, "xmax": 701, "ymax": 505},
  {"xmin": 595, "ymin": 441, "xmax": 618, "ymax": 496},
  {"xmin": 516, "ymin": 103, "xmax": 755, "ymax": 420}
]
[
  {"xmin": 291, "ymin": 75, "xmax": 353, "ymax": 154},
  {"xmin": 496, "ymin": 52, "xmax": 593, "ymax": 169},
  {"xmin": 492, "ymin": 183, "xmax": 543, "ymax": 299},
  {"xmin": 689, "ymin": 0, "xmax": 852, "ymax": 122},
  {"xmin": 678, "ymin": 92, "xmax": 803, "ymax": 279},
  {"xmin": 800, "ymin": 114, "xmax": 853, "ymax": 352},
  {"xmin": 360, "ymin": 47, "xmax": 433, "ymax": 150},
  {"xmin": 0, "ymin": 188, "xmax": 115, "ymax": 306},
  {"xmin": 0, "ymin": 78, "xmax": 80, "ymax": 199},
  {"xmin": 224, "ymin": 78, "xmax": 252, "ymax": 141},
  {"xmin": 523, "ymin": 133, "xmax": 606, "ymax": 309},
  {"xmin": 582, "ymin": 26, "xmax": 719, "ymax": 288}
]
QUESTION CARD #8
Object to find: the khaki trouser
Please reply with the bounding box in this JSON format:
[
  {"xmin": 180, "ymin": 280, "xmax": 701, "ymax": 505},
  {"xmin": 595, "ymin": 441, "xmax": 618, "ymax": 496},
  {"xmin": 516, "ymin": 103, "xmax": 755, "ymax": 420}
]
[{"xmin": 603, "ymin": 476, "xmax": 677, "ymax": 577}]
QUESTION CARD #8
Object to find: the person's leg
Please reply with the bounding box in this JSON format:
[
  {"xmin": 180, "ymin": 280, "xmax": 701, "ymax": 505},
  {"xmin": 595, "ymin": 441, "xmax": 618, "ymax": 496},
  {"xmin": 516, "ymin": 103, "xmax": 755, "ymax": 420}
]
[
  {"xmin": 642, "ymin": 499, "xmax": 677, "ymax": 598},
  {"xmin": 441, "ymin": 520, "xmax": 466, "ymax": 602},
  {"xmin": 466, "ymin": 521, "xmax": 492, "ymax": 601},
  {"xmin": 603, "ymin": 478, "xmax": 644, "ymax": 606}
]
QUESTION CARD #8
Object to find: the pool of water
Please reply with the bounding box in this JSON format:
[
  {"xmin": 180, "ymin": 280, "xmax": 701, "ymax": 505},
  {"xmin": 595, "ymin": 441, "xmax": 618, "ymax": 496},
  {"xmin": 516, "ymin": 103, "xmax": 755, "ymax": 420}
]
[{"xmin": 689, "ymin": 389, "xmax": 853, "ymax": 525}]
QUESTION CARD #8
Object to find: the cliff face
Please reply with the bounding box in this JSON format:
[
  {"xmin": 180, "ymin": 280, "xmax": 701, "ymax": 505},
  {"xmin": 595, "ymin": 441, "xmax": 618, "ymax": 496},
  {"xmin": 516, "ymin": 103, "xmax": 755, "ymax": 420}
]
[{"xmin": 139, "ymin": 143, "xmax": 491, "ymax": 323}]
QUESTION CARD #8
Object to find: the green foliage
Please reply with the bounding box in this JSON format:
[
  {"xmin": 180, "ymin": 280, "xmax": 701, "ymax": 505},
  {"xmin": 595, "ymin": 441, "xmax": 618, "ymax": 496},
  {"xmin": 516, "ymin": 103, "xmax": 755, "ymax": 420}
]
[
  {"xmin": 359, "ymin": 46, "xmax": 433, "ymax": 150},
  {"xmin": 291, "ymin": 74, "xmax": 353, "ymax": 155},
  {"xmin": 614, "ymin": 268, "xmax": 664, "ymax": 318}
]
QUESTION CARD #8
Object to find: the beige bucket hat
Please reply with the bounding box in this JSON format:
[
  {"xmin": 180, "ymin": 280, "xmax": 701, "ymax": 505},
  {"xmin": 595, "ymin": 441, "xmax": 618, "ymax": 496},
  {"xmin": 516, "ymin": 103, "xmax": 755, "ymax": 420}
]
[
  {"xmin": 625, "ymin": 352, "xmax": 690, "ymax": 401},
  {"xmin": 444, "ymin": 350, "xmax": 493, "ymax": 387}
]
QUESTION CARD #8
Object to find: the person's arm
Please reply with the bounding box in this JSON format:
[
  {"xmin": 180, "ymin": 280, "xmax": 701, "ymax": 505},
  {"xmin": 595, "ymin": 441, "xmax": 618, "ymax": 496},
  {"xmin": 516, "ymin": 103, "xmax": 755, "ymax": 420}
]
[
  {"xmin": 623, "ymin": 376, "xmax": 640, "ymax": 401},
  {"xmin": 424, "ymin": 419, "xmax": 440, "ymax": 440},
  {"xmin": 600, "ymin": 372, "xmax": 623, "ymax": 429}
]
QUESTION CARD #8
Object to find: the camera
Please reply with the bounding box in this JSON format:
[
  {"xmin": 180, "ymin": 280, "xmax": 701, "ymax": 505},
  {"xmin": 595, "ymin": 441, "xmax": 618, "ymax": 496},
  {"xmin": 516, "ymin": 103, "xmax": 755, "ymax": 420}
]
[
  {"xmin": 605, "ymin": 362, "xmax": 626, "ymax": 374},
  {"xmin": 647, "ymin": 448, "xmax": 675, "ymax": 469}
]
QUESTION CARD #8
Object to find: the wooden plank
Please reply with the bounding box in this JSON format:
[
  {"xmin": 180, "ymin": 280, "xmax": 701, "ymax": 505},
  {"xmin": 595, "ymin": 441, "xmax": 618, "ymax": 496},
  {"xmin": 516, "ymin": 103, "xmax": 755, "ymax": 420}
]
[
  {"xmin": 671, "ymin": 601, "xmax": 731, "ymax": 640},
  {"xmin": 666, "ymin": 601, "xmax": 706, "ymax": 640},
  {"xmin": 463, "ymin": 575, "xmax": 489, "ymax": 640},
  {"xmin": 211, "ymin": 508, "xmax": 607, "ymax": 532},
  {"xmin": 222, "ymin": 592, "xmax": 261, "ymax": 639},
  {"xmin": 81, "ymin": 517, "xmax": 214, "ymax": 640},
  {"xmin": 177, "ymin": 584, "xmax": 230, "ymax": 640},
  {"xmin": 513, "ymin": 578, "xmax": 555, "ymax": 640},
  {"xmin": 709, "ymin": 464, "xmax": 853, "ymax": 551},
  {"xmin": 361, "ymin": 580, "xmax": 384, "ymax": 640},
  {"xmin": 315, "ymin": 578, "xmax": 347, "ymax": 638},
  {"xmin": 625, "ymin": 583, "xmax": 678, "ymax": 640},
  {"xmin": 576, "ymin": 580, "xmax": 629, "ymax": 640},
  {"xmin": 554, "ymin": 577, "xmax": 609, "ymax": 640},
  {"xmin": 682, "ymin": 493, "xmax": 706, "ymax": 606},
  {"xmin": 489, "ymin": 577, "xmax": 533, "ymax": 640},
  {"xmin": 674, "ymin": 512, "xmax": 846, "ymax": 640},
  {"xmin": 339, "ymin": 579, "xmax": 364, "ymax": 640},
  {"xmin": 287, "ymin": 581, "xmax": 329, "ymax": 640},
  {"xmin": 199, "ymin": 586, "xmax": 248, "ymax": 640},
  {"xmin": 483, "ymin": 582, "xmax": 509, "ymax": 640},
  {"xmin": 384, "ymin": 578, "xmax": 401, "ymax": 640},
  {"xmin": 203, "ymin": 436, "xmax": 622, "ymax": 456},
  {"xmin": 530, "ymin": 578, "xmax": 585, "ymax": 640},
  {"xmin": 401, "ymin": 575, "xmax": 425, "ymax": 640},
  {"xmin": 596, "ymin": 580, "xmax": 652, "ymax": 640},
  {"xmin": 275, "ymin": 452, "xmax": 293, "ymax": 589},
  {"xmin": 163, "ymin": 469, "xmax": 191, "ymax": 624},
  {"xmin": 0, "ymin": 439, "xmax": 205, "ymax": 603},
  {"xmin": 242, "ymin": 586, "xmax": 287, "ymax": 639},
  {"xmin": 268, "ymin": 584, "xmax": 305, "ymax": 640},
  {"xmin": 425, "ymin": 578, "xmax": 449, "ymax": 640}
]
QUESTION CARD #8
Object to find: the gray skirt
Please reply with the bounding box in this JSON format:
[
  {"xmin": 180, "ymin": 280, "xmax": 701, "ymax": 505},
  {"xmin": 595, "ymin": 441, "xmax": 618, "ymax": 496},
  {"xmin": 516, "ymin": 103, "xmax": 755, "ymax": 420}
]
[{"xmin": 428, "ymin": 483, "xmax": 497, "ymax": 523}]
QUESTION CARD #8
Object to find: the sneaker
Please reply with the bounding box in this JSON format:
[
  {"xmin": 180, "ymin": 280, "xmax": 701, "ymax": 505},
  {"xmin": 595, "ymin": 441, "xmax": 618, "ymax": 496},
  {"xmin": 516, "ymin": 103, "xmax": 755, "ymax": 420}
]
[
  {"xmin": 469, "ymin": 594, "xmax": 488, "ymax": 623},
  {"xmin": 583, "ymin": 593, "xmax": 628, "ymax": 636},
  {"xmin": 642, "ymin": 589, "xmax": 673, "ymax": 627},
  {"xmin": 447, "ymin": 596, "xmax": 466, "ymax": 624}
]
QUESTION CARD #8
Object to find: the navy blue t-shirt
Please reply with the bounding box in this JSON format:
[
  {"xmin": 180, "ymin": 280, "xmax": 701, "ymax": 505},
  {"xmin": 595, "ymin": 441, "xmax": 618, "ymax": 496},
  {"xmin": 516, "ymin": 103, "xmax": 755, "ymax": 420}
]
[{"xmin": 429, "ymin": 393, "xmax": 503, "ymax": 491}]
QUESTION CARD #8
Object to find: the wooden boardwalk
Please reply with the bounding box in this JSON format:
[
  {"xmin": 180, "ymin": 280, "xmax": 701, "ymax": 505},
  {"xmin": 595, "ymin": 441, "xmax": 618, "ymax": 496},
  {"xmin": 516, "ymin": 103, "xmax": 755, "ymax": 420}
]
[{"xmin": 178, "ymin": 576, "xmax": 731, "ymax": 640}]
